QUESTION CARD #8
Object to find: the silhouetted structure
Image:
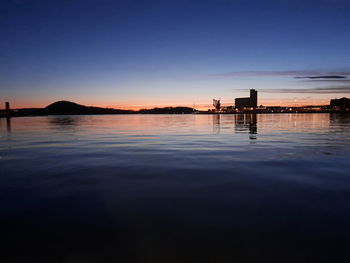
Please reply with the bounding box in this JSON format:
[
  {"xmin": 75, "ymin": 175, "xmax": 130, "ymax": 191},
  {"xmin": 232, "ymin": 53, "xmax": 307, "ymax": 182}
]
[
  {"xmin": 235, "ymin": 89, "xmax": 258, "ymax": 109},
  {"xmin": 5, "ymin": 102, "xmax": 10, "ymax": 118},
  {"xmin": 330, "ymin": 97, "xmax": 350, "ymax": 111},
  {"xmin": 213, "ymin": 99, "xmax": 221, "ymax": 111}
]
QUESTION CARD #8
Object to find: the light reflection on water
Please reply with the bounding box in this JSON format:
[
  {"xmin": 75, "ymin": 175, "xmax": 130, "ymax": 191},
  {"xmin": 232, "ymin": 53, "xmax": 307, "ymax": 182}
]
[{"xmin": 1, "ymin": 114, "xmax": 350, "ymax": 262}]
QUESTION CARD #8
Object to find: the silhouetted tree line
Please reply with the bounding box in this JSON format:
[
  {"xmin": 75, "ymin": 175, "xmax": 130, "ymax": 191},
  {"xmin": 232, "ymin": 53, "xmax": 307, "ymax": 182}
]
[{"xmin": 139, "ymin": 107, "xmax": 194, "ymax": 114}]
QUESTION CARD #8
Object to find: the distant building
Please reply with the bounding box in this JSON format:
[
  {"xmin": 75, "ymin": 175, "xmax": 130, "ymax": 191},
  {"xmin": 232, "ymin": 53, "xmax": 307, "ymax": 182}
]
[
  {"xmin": 213, "ymin": 98, "xmax": 221, "ymax": 111},
  {"xmin": 235, "ymin": 89, "xmax": 258, "ymax": 109},
  {"xmin": 330, "ymin": 97, "xmax": 350, "ymax": 110}
]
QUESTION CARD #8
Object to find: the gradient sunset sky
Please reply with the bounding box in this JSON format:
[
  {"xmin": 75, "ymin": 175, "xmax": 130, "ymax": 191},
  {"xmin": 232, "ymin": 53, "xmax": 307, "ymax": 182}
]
[{"xmin": 1, "ymin": 0, "xmax": 350, "ymax": 109}]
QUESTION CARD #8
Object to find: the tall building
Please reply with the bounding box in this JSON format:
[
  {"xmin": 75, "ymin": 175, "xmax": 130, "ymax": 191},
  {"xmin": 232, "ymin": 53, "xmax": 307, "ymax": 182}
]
[
  {"xmin": 235, "ymin": 89, "xmax": 258, "ymax": 109},
  {"xmin": 330, "ymin": 97, "xmax": 350, "ymax": 110}
]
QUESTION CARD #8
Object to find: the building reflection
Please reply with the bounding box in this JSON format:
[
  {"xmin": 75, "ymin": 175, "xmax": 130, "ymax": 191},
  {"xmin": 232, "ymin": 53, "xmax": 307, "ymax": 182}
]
[
  {"xmin": 6, "ymin": 117, "xmax": 11, "ymax": 132},
  {"xmin": 211, "ymin": 114, "xmax": 258, "ymax": 139},
  {"xmin": 234, "ymin": 113, "xmax": 257, "ymax": 140},
  {"xmin": 213, "ymin": 114, "xmax": 221, "ymax": 134},
  {"xmin": 329, "ymin": 113, "xmax": 350, "ymax": 130},
  {"xmin": 0, "ymin": 117, "xmax": 12, "ymax": 133}
]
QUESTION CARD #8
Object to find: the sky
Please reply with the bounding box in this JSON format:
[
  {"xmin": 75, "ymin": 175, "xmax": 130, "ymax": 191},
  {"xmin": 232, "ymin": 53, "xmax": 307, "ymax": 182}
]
[{"xmin": 1, "ymin": 0, "xmax": 350, "ymax": 109}]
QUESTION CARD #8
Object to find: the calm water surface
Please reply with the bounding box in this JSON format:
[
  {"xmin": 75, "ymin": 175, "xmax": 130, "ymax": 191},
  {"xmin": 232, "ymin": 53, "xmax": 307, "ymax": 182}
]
[{"xmin": 1, "ymin": 114, "xmax": 350, "ymax": 262}]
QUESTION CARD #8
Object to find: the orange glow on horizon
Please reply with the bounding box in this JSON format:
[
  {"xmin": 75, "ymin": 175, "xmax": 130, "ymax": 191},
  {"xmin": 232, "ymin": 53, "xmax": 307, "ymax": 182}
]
[{"xmin": 2, "ymin": 98, "xmax": 334, "ymax": 111}]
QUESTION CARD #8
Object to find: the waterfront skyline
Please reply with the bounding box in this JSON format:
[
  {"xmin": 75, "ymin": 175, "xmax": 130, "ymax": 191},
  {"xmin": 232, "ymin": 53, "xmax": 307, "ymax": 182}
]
[{"xmin": 2, "ymin": 0, "xmax": 350, "ymax": 109}]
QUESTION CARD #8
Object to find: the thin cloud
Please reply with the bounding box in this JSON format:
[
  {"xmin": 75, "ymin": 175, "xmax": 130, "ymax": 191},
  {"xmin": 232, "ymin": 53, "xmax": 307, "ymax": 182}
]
[
  {"xmin": 295, "ymin": 75, "xmax": 347, "ymax": 79},
  {"xmin": 260, "ymin": 86, "xmax": 350, "ymax": 94},
  {"xmin": 209, "ymin": 70, "xmax": 350, "ymax": 78},
  {"xmin": 299, "ymin": 79, "xmax": 350, "ymax": 83}
]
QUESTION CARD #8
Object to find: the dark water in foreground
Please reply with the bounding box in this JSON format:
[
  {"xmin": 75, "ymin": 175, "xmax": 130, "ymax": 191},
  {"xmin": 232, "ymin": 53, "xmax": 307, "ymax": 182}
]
[{"xmin": 1, "ymin": 113, "xmax": 350, "ymax": 263}]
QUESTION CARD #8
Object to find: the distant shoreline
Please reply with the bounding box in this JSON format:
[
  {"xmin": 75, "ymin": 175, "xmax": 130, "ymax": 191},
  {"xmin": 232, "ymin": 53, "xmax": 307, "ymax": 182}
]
[{"xmin": 1, "ymin": 100, "xmax": 349, "ymax": 118}]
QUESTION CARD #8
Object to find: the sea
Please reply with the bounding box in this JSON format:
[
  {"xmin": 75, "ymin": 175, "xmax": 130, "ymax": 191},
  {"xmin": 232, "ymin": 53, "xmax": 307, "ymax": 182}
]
[{"xmin": 1, "ymin": 113, "xmax": 350, "ymax": 263}]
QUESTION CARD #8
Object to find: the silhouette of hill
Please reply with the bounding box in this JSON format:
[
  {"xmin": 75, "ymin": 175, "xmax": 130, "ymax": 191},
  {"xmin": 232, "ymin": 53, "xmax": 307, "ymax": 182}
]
[
  {"xmin": 1, "ymin": 101, "xmax": 196, "ymax": 117},
  {"xmin": 44, "ymin": 101, "xmax": 133, "ymax": 115},
  {"xmin": 44, "ymin": 102, "xmax": 195, "ymax": 115}
]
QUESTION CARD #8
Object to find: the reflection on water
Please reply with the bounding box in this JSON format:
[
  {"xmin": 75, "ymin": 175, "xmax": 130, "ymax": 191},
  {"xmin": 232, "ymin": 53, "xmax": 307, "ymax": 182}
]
[
  {"xmin": 213, "ymin": 114, "xmax": 221, "ymax": 134},
  {"xmin": 234, "ymin": 114, "xmax": 257, "ymax": 139},
  {"xmin": 6, "ymin": 117, "xmax": 11, "ymax": 132},
  {"xmin": 49, "ymin": 116, "xmax": 78, "ymax": 126},
  {"xmin": 330, "ymin": 113, "xmax": 350, "ymax": 129},
  {"xmin": 0, "ymin": 117, "xmax": 12, "ymax": 133},
  {"xmin": 213, "ymin": 114, "xmax": 258, "ymax": 139},
  {"xmin": 1, "ymin": 113, "xmax": 350, "ymax": 262}
]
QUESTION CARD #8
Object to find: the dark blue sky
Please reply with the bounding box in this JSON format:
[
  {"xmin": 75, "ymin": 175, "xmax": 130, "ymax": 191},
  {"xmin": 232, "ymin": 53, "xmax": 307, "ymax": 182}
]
[{"xmin": 1, "ymin": 0, "xmax": 350, "ymax": 108}]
